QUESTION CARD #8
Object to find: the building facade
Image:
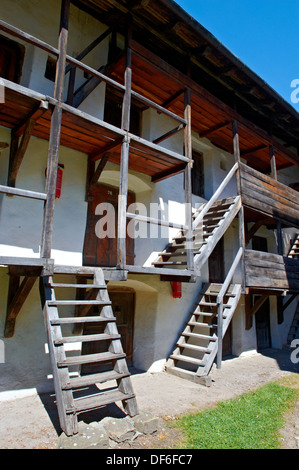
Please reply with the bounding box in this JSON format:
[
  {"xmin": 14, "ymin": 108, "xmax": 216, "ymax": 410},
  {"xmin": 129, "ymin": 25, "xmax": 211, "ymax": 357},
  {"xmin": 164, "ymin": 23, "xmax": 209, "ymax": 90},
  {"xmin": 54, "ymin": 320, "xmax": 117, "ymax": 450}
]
[{"xmin": 0, "ymin": 0, "xmax": 298, "ymax": 435}]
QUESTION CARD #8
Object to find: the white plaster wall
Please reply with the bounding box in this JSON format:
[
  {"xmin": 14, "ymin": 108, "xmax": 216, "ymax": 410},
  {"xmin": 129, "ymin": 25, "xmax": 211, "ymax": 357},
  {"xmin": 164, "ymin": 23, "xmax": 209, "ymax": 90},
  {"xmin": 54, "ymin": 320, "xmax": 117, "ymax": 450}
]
[{"xmin": 0, "ymin": 127, "xmax": 87, "ymax": 265}]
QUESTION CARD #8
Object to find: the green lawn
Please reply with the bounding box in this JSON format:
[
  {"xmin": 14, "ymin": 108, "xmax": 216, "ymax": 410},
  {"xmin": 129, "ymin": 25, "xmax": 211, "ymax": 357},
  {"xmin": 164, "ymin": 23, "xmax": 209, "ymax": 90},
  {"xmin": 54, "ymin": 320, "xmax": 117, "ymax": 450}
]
[{"xmin": 176, "ymin": 378, "xmax": 299, "ymax": 449}]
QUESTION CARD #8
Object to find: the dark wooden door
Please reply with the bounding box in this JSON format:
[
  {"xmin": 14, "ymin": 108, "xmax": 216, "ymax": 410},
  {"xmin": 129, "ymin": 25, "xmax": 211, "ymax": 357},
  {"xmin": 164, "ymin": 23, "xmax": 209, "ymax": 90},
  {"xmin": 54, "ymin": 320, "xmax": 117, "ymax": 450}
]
[
  {"xmin": 208, "ymin": 238, "xmax": 224, "ymax": 283},
  {"xmin": 0, "ymin": 35, "xmax": 24, "ymax": 82},
  {"xmin": 109, "ymin": 291, "xmax": 135, "ymax": 362},
  {"xmin": 255, "ymin": 297, "xmax": 271, "ymax": 350},
  {"xmin": 81, "ymin": 290, "xmax": 135, "ymax": 374},
  {"xmin": 83, "ymin": 183, "xmax": 135, "ymax": 267}
]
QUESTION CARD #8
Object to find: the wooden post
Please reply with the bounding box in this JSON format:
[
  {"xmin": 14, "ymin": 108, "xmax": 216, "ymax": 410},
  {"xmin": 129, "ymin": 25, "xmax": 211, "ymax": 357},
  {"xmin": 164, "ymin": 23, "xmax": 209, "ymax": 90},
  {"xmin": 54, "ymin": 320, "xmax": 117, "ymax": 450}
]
[
  {"xmin": 270, "ymin": 146, "xmax": 283, "ymax": 255},
  {"xmin": 184, "ymin": 88, "xmax": 194, "ymax": 271},
  {"xmin": 216, "ymin": 300, "xmax": 223, "ymax": 368},
  {"xmin": 233, "ymin": 120, "xmax": 246, "ymax": 293},
  {"xmin": 41, "ymin": 0, "xmax": 70, "ymax": 259},
  {"xmin": 117, "ymin": 18, "xmax": 132, "ymax": 268}
]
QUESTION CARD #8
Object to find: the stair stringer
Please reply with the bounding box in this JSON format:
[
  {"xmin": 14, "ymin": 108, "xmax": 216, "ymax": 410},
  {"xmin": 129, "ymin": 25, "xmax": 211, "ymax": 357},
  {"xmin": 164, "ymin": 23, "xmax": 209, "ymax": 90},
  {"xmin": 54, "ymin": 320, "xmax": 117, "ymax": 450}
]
[
  {"xmin": 166, "ymin": 283, "xmax": 242, "ymax": 381},
  {"xmin": 39, "ymin": 268, "xmax": 138, "ymax": 437},
  {"xmin": 193, "ymin": 195, "xmax": 241, "ymax": 273},
  {"xmin": 196, "ymin": 283, "xmax": 242, "ymax": 376}
]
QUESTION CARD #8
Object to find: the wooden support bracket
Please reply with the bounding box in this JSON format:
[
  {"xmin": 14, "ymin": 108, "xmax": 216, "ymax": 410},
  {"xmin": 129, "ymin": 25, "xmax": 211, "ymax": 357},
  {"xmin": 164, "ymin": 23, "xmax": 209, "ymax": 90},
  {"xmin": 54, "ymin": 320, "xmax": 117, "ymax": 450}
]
[
  {"xmin": 7, "ymin": 100, "xmax": 49, "ymax": 188},
  {"xmin": 4, "ymin": 274, "xmax": 37, "ymax": 337},
  {"xmin": 245, "ymin": 294, "xmax": 269, "ymax": 330}
]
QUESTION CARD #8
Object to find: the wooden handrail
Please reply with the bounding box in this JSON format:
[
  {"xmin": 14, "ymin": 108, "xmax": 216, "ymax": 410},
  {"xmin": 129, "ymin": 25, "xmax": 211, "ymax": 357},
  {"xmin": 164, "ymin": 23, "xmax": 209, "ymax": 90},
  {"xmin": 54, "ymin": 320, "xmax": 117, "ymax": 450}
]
[
  {"xmin": 217, "ymin": 246, "xmax": 243, "ymax": 304},
  {"xmin": 126, "ymin": 212, "xmax": 188, "ymax": 230},
  {"xmin": 216, "ymin": 246, "xmax": 243, "ymax": 369},
  {"xmin": 192, "ymin": 162, "xmax": 238, "ymax": 230}
]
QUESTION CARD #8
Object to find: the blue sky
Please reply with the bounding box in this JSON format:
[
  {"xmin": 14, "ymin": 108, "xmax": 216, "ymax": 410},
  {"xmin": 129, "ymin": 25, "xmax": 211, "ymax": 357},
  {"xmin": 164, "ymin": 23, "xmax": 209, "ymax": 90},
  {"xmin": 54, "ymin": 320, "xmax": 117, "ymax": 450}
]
[{"xmin": 175, "ymin": 0, "xmax": 299, "ymax": 112}]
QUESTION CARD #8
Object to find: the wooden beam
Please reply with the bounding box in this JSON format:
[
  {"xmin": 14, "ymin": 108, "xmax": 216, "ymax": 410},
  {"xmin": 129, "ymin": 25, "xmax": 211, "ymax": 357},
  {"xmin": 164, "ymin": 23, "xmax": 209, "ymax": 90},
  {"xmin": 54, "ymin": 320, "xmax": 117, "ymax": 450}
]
[
  {"xmin": 8, "ymin": 118, "xmax": 36, "ymax": 188},
  {"xmin": 160, "ymin": 88, "xmax": 185, "ymax": 110},
  {"xmin": 240, "ymin": 144, "xmax": 268, "ymax": 157},
  {"xmin": 245, "ymin": 220, "xmax": 264, "ymax": 246},
  {"xmin": 117, "ymin": 19, "xmax": 132, "ymax": 269},
  {"xmin": 65, "ymin": 27, "xmax": 112, "ymax": 75},
  {"xmin": 151, "ymin": 162, "xmax": 185, "ymax": 182},
  {"xmin": 41, "ymin": 0, "xmax": 70, "ymax": 259},
  {"xmin": 199, "ymin": 121, "xmax": 230, "ymax": 138},
  {"xmin": 72, "ymin": 53, "xmax": 124, "ymax": 108},
  {"xmin": 4, "ymin": 275, "xmax": 37, "ymax": 337},
  {"xmin": 88, "ymin": 153, "xmax": 109, "ymax": 195},
  {"xmin": 153, "ymin": 124, "xmax": 184, "ymax": 145},
  {"xmin": 89, "ymin": 137, "xmax": 123, "ymax": 162}
]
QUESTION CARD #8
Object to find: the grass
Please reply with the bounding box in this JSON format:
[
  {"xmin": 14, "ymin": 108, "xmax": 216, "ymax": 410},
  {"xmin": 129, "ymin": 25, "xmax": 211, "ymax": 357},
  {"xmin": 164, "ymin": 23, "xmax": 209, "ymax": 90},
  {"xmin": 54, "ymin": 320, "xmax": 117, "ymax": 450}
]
[{"xmin": 174, "ymin": 376, "xmax": 299, "ymax": 449}]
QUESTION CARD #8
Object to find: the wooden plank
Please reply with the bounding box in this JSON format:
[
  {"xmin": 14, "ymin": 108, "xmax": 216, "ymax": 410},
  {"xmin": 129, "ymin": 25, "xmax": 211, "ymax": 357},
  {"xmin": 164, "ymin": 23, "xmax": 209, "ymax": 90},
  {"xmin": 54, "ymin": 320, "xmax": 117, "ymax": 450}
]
[{"xmin": 0, "ymin": 185, "xmax": 47, "ymax": 200}]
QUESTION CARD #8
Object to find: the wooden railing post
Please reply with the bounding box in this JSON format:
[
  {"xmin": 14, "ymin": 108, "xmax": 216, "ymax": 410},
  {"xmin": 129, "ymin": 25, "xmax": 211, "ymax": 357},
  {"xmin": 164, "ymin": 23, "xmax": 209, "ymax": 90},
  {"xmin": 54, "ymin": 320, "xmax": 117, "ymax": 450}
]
[
  {"xmin": 184, "ymin": 88, "xmax": 194, "ymax": 271},
  {"xmin": 270, "ymin": 145, "xmax": 284, "ymax": 255},
  {"xmin": 41, "ymin": 0, "xmax": 70, "ymax": 260},
  {"xmin": 233, "ymin": 120, "xmax": 246, "ymax": 293},
  {"xmin": 117, "ymin": 17, "xmax": 132, "ymax": 269}
]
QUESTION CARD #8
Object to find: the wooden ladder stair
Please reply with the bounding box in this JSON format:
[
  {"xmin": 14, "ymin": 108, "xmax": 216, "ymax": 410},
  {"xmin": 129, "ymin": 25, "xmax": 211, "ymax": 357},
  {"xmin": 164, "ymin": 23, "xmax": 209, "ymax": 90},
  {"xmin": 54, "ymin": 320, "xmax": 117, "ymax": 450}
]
[
  {"xmin": 152, "ymin": 196, "xmax": 241, "ymax": 271},
  {"xmin": 288, "ymin": 234, "xmax": 299, "ymax": 259},
  {"xmin": 39, "ymin": 267, "xmax": 138, "ymax": 436},
  {"xmin": 166, "ymin": 283, "xmax": 242, "ymax": 381}
]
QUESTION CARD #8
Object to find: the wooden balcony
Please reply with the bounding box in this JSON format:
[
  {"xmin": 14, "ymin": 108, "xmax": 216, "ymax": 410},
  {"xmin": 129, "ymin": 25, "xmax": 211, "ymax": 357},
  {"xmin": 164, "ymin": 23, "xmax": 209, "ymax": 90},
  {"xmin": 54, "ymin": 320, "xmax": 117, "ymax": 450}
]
[
  {"xmin": 245, "ymin": 249, "xmax": 299, "ymax": 293},
  {"xmin": 240, "ymin": 163, "xmax": 299, "ymax": 229}
]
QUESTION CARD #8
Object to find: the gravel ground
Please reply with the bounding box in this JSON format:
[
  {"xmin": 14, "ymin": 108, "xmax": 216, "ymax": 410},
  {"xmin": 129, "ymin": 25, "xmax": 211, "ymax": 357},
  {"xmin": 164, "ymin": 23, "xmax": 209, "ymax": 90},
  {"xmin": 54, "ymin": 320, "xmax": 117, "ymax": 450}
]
[{"xmin": 0, "ymin": 348, "xmax": 298, "ymax": 449}]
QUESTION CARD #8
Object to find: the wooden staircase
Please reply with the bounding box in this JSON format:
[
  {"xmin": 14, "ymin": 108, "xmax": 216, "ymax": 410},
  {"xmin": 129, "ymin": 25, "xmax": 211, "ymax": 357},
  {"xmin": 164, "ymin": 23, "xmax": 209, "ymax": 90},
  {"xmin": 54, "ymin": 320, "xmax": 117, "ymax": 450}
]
[
  {"xmin": 39, "ymin": 267, "xmax": 138, "ymax": 436},
  {"xmin": 152, "ymin": 196, "xmax": 241, "ymax": 271},
  {"xmin": 288, "ymin": 234, "xmax": 299, "ymax": 259},
  {"xmin": 166, "ymin": 283, "xmax": 242, "ymax": 381}
]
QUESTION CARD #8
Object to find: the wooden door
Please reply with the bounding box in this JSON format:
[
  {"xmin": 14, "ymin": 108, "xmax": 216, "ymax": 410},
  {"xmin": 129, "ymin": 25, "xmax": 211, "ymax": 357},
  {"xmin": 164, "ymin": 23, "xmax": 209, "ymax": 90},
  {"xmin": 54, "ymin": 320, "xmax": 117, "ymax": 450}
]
[
  {"xmin": 81, "ymin": 290, "xmax": 135, "ymax": 374},
  {"xmin": 83, "ymin": 183, "xmax": 135, "ymax": 267},
  {"xmin": 0, "ymin": 35, "xmax": 24, "ymax": 82},
  {"xmin": 208, "ymin": 238, "xmax": 224, "ymax": 283},
  {"xmin": 109, "ymin": 291, "xmax": 135, "ymax": 362},
  {"xmin": 255, "ymin": 297, "xmax": 271, "ymax": 350}
]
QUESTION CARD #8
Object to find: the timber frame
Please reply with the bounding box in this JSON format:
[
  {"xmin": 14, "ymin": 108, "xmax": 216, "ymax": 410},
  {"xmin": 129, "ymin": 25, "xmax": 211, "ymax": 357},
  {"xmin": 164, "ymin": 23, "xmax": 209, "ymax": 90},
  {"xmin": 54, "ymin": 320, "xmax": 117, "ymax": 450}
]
[{"xmin": 0, "ymin": 0, "xmax": 299, "ymax": 340}]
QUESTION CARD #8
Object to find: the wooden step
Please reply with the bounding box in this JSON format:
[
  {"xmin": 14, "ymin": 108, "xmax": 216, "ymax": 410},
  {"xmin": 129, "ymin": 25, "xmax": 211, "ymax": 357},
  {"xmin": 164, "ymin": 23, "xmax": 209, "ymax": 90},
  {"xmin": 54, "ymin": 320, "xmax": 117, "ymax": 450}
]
[
  {"xmin": 182, "ymin": 331, "xmax": 217, "ymax": 341},
  {"xmin": 61, "ymin": 370, "xmax": 130, "ymax": 390},
  {"xmin": 187, "ymin": 321, "xmax": 216, "ymax": 328},
  {"xmin": 47, "ymin": 300, "xmax": 111, "ymax": 306},
  {"xmin": 177, "ymin": 343, "xmax": 212, "ymax": 353},
  {"xmin": 193, "ymin": 310, "xmax": 227, "ymax": 319},
  {"xmin": 158, "ymin": 249, "xmax": 203, "ymax": 258},
  {"xmin": 198, "ymin": 301, "xmax": 218, "ymax": 307},
  {"xmin": 68, "ymin": 390, "xmax": 136, "ymax": 414},
  {"xmin": 166, "ymin": 365, "xmax": 210, "ymax": 384},
  {"xmin": 153, "ymin": 261, "xmax": 187, "ymax": 266},
  {"xmin": 169, "ymin": 353, "xmax": 205, "ymax": 366},
  {"xmin": 49, "ymin": 283, "xmax": 107, "ymax": 289},
  {"xmin": 57, "ymin": 351, "xmax": 126, "ymax": 367},
  {"xmin": 54, "ymin": 333, "xmax": 121, "ymax": 345},
  {"xmin": 50, "ymin": 315, "xmax": 116, "ymax": 325}
]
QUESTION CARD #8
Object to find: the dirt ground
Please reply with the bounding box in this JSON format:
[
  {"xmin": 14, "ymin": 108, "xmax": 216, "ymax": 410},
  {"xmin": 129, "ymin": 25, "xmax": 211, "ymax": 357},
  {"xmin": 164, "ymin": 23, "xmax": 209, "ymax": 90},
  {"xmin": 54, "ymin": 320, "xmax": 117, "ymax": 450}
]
[{"xmin": 0, "ymin": 348, "xmax": 298, "ymax": 450}]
